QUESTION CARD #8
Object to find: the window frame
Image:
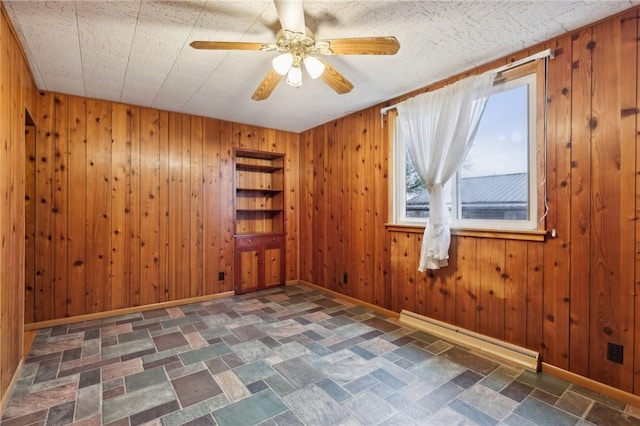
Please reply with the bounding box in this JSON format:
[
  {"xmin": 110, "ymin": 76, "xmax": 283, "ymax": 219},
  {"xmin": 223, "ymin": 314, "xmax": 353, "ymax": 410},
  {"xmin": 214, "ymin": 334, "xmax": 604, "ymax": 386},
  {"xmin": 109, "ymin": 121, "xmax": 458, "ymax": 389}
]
[{"xmin": 390, "ymin": 61, "xmax": 546, "ymax": 234}]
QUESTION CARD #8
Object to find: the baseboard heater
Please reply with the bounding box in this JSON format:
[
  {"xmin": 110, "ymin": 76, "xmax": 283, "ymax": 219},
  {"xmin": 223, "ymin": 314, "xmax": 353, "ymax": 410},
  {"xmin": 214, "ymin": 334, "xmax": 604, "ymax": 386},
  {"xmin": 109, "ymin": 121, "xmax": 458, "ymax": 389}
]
[{"xmin": 399, "ymin": 310, "xmax": 540, "ymax": 372}]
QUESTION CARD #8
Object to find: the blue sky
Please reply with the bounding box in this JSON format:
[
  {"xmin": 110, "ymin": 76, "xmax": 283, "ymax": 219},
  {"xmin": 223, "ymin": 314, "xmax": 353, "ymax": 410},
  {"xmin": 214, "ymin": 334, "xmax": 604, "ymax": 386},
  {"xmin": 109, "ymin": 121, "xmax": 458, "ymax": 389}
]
[{"xmin": 462, "ymin": 85, "xmax": 529, "ymax": 177}]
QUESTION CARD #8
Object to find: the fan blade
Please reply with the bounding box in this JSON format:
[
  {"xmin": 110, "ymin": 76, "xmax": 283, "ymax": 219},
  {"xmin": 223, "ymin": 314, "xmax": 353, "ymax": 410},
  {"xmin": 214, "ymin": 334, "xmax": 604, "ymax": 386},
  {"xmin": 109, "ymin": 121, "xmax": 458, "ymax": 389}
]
[
  {"xmin": 252, "ymin": 69, "xmax": 283, "ymax": 101},
  {"xmin": 274, "ymin": 0, "xmax": 305, "ymax": 34},
  {"xmin": 190, "ymin": 41, "xmax": 271, "ymax": 51},
  {"xmin": 323, "ymin": 36, "xmax": 400, "ymax": 55},
  {"xmin": 318, "ymin": 59, "xmax": 353, "ymax": 95}
]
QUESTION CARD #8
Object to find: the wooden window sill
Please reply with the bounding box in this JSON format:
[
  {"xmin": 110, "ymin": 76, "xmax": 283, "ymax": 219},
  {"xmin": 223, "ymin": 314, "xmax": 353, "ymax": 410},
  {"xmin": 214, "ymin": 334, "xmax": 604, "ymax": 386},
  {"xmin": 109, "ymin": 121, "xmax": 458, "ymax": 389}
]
[{"xmin": 384, "ymin": 223, "xmax": 547, "ymax": 242}]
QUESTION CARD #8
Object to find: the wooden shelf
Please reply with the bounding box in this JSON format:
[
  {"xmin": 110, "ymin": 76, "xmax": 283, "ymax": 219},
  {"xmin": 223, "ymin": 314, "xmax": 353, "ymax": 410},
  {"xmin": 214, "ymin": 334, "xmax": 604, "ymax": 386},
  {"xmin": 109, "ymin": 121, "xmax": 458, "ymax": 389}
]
[
  {"xmin": 236, "ymin": 208, "xmax": 282, "ymax": 213},
  {"xmin": 235, "ymin": 148, "xmax": 283, "ymax": 160},
  {"xmin": 236, "ymin": 187, "xmax": 283, "ymax": 194},
  {"xmin": 236, "ymin": 163, "xmax": 283, "ymax": 173}
]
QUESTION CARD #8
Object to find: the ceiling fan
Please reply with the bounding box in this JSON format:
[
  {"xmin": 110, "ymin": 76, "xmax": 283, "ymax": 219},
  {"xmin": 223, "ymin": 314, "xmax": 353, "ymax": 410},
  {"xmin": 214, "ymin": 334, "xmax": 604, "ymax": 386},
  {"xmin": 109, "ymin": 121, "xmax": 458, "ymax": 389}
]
[{"xmin": 190, "ymin": 0, "xmax": 400, "ymax": 101}]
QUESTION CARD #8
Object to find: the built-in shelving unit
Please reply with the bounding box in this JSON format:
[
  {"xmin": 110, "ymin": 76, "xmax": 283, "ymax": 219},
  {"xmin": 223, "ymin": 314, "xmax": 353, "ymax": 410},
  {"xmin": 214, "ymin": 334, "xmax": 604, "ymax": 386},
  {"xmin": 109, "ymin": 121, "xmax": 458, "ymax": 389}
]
[{"xmin": 233, "ymin": 148, "xmax": 286, "ymax": 294}]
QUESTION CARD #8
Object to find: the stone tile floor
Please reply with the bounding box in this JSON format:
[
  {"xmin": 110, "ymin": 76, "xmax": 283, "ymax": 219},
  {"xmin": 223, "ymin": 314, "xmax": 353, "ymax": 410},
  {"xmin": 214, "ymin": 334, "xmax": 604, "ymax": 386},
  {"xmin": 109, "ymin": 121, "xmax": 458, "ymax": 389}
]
[{"xmin": 2, "ymin": 285, "xmax": 640, "ymax": 426}]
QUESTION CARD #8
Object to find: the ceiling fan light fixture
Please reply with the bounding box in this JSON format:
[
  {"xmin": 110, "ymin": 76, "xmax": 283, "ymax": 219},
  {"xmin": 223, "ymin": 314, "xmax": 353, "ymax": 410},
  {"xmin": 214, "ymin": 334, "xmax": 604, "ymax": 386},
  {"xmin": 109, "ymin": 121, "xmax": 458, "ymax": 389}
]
[
  {"xmin": 272, "ymin": 53, "xmax": 293, "ymax": 75},
  {"xmin": 286, "ymin": 65, "xmax": 303, "ymax": 87},
  {"xmin": 303, "ymin": 56, "xmax": 325, "ymax": 79}
]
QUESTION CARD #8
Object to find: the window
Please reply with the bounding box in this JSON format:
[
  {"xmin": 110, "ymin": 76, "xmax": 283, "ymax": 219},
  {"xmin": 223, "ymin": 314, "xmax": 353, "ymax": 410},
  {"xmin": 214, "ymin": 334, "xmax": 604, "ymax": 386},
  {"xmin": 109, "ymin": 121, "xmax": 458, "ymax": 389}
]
[{"xmin": 392, "ymin": 65, "xmax": 542, "ymax": 231}]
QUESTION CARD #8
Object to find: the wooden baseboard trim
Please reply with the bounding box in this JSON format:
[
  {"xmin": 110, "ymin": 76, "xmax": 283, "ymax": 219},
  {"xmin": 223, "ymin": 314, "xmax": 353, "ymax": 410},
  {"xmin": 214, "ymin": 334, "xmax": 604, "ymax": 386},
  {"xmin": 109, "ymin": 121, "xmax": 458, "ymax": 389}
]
[
  {"xmin": 23, "ymin": 330, "xmax": 36, "ymax": 355},
  {"xmin": 1, "ymin": 359, "xmax": 24, "ymax": 419},
  {"xmin": 24, "ymin": 291, "xmax": 235, "ymax": 331},
  {"xmin": 542, "ymin": 363, "xmax": 640, "ymax": 408},
  {"xmin": 294, "ymin": 280, "xmax": 400, "ymax": 320}
]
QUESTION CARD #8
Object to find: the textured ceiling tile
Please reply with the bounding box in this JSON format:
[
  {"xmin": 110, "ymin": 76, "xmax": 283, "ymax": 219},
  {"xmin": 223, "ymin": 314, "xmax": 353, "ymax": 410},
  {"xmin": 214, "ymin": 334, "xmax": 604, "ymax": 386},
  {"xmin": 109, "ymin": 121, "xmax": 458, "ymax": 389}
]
[
  {"xmin": 120, "ymin": 79, "xmax": 162, "ymax": 107},
  {"xmin": 4, "ymin": 0, "xmax": 636, "ymax": 132},
  {"xmin": 555, "ymin": 1, "xmax": 634, "ymax": 29},
  {"xmin": 7, "ymin": 1, "xmax": 83, "ymax": 91},
  {"xmin": 76, "ymin": 1, "xmax": 141, "ymax": 100}
]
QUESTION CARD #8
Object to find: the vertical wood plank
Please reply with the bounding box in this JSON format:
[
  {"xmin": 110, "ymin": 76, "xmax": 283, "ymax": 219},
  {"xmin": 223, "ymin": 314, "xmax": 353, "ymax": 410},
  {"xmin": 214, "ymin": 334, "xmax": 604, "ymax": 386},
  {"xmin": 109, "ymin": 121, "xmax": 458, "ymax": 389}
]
[
  {"xmin": 190, "ymin": 116, "xmax": 204, "ymax": 297},
  {"xmin": 454, "ymin": 236, "xmax": 478, "ymax": 331},
  {"xmin": 180, "ymin": 114, "xmax": 191, "ymax": 299},
  {"xmin": 34, "ymin": 91, "xmax": 55, "ymax": 322},
  {"xmin": 397, "ymin": 232, "xmax": 417, "ymax": 313},
  {"xmin": 128, "ymin": 106, "xmax": 142, "ymax": 307},
  {"xmin": 443, "ymin": 237, "xmax": 459, "ymax": 323},
  {"xmin": 526, "ymin": 242, "xmax": 544, "ymax": 352},
  {"xmin": 203, "ymin": 118, "xmax": 221, "ymax": 294},
  {"xmin": 285, "ymin": 131, "xmax": 299, "ymax": 281},
  {"xmin": 139, "ymin": 108, "xmax": 160, "ymax": 305},
  {"xmin": 633, "ymin": 9, "xmax": 640, "ymax": 397},
  {"xmin": 111, "ymin": 103, "xmax": 130, "ymax": 310},
  {"xmin": 568, "ymin": 28, "xmax": 593, "ymax": 374},
  {"xmin": 476, "ymin": 239, "xmax": 506, "ymax": 339},
  {"xmin": 376, "ymin": 112, "xmax": 391, "ymax": 309},
  {"xmin": 543, "ymin": 35, "xmax": 572, "ymax": 370},
  {"xmin": 167, "ymin": 112, "xmax": 183, "ymax": 300},
  {"xmin": 589, "ymin": 16, "xmax": 634, "ymax": 392},
  {"xmin": 301, "ymin": 131, "xmax": 314, "ymax": 281},
  {"xmin": 66, "ymin": 96, "xmax": 87, "ymax": 317},
  {"xmin": 362, "ymin": 109, "xmax": 376, "ymax": 304},
  {"xmin": 85, "ymin": 99, "xmax": 112, "ymax": 313},
  {"xmin": 24, "ymin": 122, "xmax": 36, "ymax": 323},
  {"xmin": 219, "ymin": 121, "xmax": 234, "ymax": 293},
  {"xmin": 313, "ymin": 127, "xmax": 326, "ymax": 288},
  {"xmin": 158, "ymin": 111, "xmax": 169, "ymax": 302},
  {"xmin": 352, "ymin": 112, "xmax": 367, "ymax": 300},
  {"xmin": 53, "ymin": 94, "xmax": 69, "ymax": 318},
  {"xmin": 505, "ymin": 240, "xmax": 528, "ymax": 347}
]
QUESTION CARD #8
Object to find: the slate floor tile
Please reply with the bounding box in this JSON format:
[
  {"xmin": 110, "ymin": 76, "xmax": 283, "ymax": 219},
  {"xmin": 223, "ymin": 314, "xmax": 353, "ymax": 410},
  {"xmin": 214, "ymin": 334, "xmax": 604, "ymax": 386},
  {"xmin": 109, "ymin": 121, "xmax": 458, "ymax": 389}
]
[
  {"xmin": 448, "ymin": 398, "xmax": 499, "ymax": 426},
  {"xmin": 458, "ymin": 381, "xmax": 518, "ymax": 420},
  {"xmin": 500, "ymin": 378, "xmax": 534, "ymax": 402},
  {"xmin": 214, "ymin": 370, "xmax": 251, "ymax": 402},
  {"xmin": 46, "ymin": 400, "xmax": 75, "ymax": 425},
  {"xmin": 130, "ymin": 400, "xmax": 180, "ymax": 426},
  {"xmin": 517, "ymin": 370, "xmax": 571, "ymax": 397},
  {"xmin": 555, "ymin": 390, "xmax": 593, "ymax": 418},
  {"xmin": 125, "ymin": 366, "xmax": 167, "ymax": 392},
  {"xmin": 264, "ymin": 374, "xmax": 296, "ymax": 396},
  {"xmin": 344, "ymin": 373, "xmax": 379, "ymax": 394},
  {"xmin": 585, "ymin": 402, "xmax": 640, "ymax": 426},
  {"xmin": 233, "ymin": 360, "xmax": 276, "ymax": 385},
  {"xmin": 102, "ymin": 382, "xmax": 176, "ymax": 424},
  {"xmin": 7, "ymin": 285, "xmax": 637, "ymax": 426},
  {"xmin": 213, "ymin": 390, "xmax": 287, "ymax": 426},
  {"xmin": 394, "ymin": 343, "xmax": 431, "ymax": 365},
  {"xmin": 514, "ymin": 396, "xmax": 579, "ymax": 426},
  {"xmin": 570, "ymin": 384, "xmax": 628, "ymax": 411},
  {"xmin": 283, "ymin": 385, "xmax": 350, "ymax": 425},
  {"xmin": 343, "ymin": 390, "xmax": 397, "ymax": 424},
  {"xmin": 451, "ymin": 369, "xmax": 483, "ymax": 389},
  {"xmin": 440, "ymin": 346, "xmax": 499, "ymax": 375},
  {"xmin": 385, "ymin": 393, "xmax": 429, "ymax": 421},
  {"xmin": 247, "ymin": 380, "xmax": 270, "ymax": 394},
  {"xmin": 316, "ymin": 378, "xmax": 351, "ymax": 402},
  {"xmin": 179, "ymin": 342, "xmax": 232, "ymax": 365},
  {"xmin": 172, "ymin": 369, "xmax": 222, "ymax": 407},
  {"xmin": 273, "ymin": 357, "xmax": 325, "ymax": 388}
]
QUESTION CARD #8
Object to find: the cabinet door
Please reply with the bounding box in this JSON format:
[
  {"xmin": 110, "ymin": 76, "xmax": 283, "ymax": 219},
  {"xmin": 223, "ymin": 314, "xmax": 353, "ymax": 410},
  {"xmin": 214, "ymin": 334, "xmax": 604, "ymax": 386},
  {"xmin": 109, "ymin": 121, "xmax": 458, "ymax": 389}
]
[
  {"xmin": 235, "ymin": 247, "xmax": 261, "ymax": 294},
  {"xmin": 264, "ymin": 245, "xmax": 284, "ymax": 288}
]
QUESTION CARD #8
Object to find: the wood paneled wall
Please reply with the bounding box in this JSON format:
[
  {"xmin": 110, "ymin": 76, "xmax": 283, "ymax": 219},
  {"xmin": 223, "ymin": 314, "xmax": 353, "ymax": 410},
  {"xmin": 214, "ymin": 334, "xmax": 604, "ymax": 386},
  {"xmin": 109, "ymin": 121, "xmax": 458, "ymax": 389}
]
[
  {"xmin": 0, "ymin": 6, "xmax": 36, "ymax": 411},
  {"xmin": 25, "ymin": 93, "xmax": 299, "ymax": 322},
  {"xmin": 300, "ymin": 8, "xmax": 640, "ymax": 395}
]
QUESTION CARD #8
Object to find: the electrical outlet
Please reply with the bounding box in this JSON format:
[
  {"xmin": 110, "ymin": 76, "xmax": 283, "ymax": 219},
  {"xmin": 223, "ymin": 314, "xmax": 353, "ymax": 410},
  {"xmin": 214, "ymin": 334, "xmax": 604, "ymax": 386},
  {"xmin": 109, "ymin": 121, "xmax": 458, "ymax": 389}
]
[
  {"xmin": 343, "ymin": 273, "xmax": 348, "ymax": 284},
  {"xmin": 607, "ymin": 342, "xmax": 623, "ymax": 364},
  {"xmin": 218, "ymin": 271, "xmax": 225, "ymax": 281}
]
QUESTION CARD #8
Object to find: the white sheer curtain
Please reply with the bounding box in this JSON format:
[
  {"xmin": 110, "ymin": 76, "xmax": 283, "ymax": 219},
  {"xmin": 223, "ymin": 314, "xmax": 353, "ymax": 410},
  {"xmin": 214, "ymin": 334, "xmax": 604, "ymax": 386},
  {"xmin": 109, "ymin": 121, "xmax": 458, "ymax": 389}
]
[{"xmin": 396, "ymin": 69, "xmax": 496, "ymax": 271}]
